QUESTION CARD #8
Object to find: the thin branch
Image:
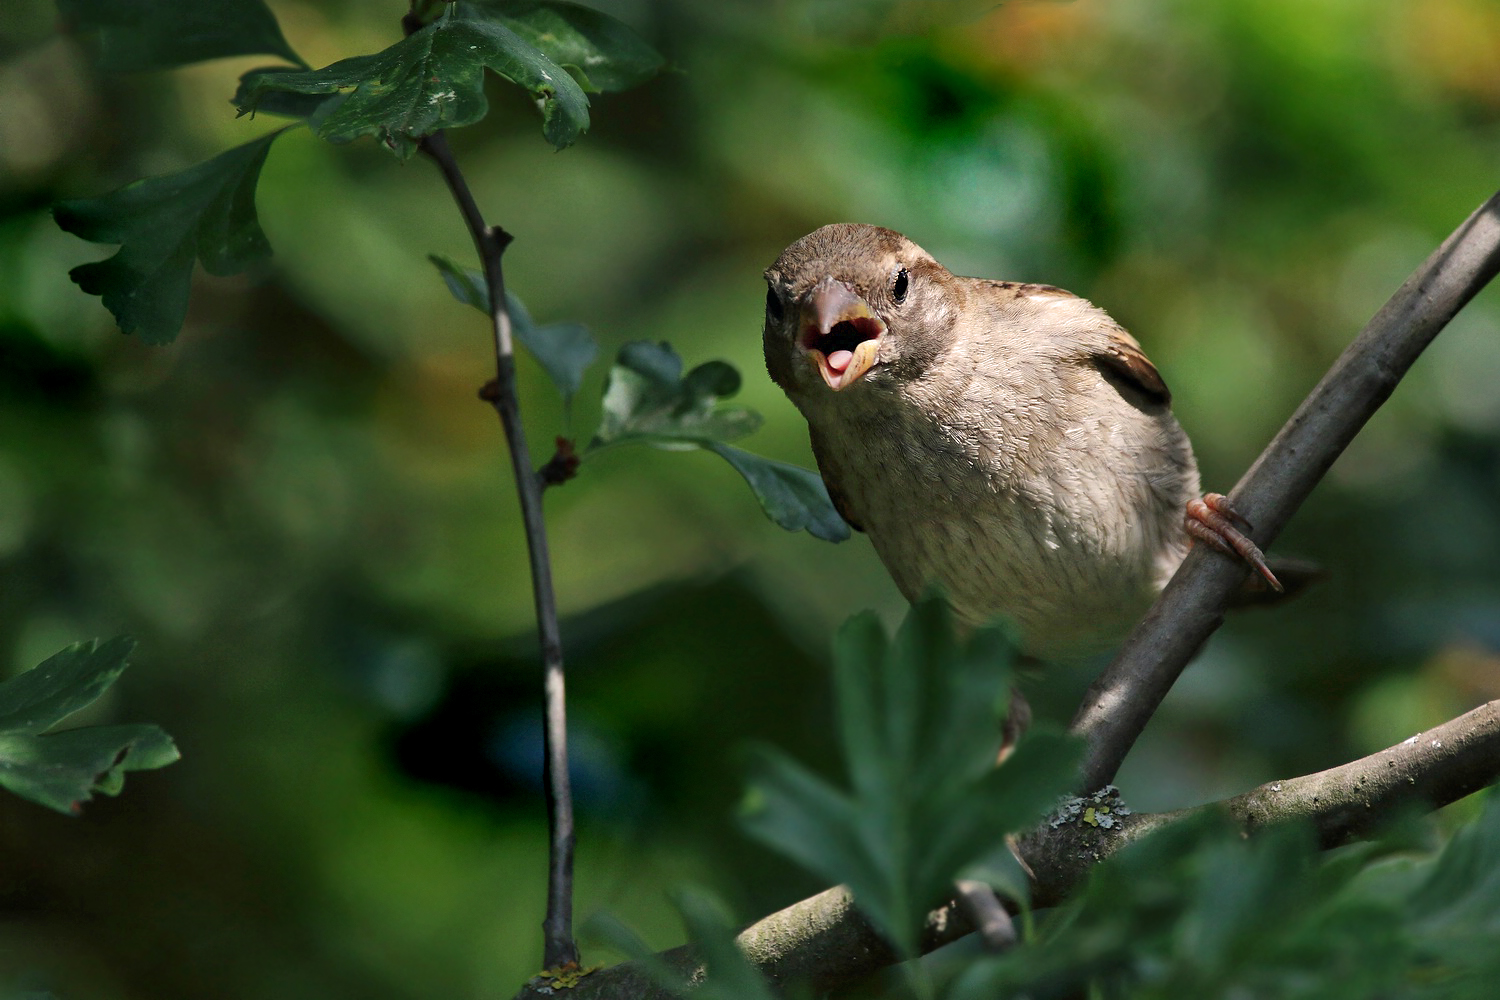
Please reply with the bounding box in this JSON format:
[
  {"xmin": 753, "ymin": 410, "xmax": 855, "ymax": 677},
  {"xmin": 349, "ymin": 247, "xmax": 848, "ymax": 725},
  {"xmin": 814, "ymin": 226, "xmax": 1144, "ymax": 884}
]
[
  {"xmin": 1070, "ymin": 189, "xmax": 1500, "ymax": 793},
  {"xmin": 421, "ymin": 129, "xmax": 578, "ymax": 970}
]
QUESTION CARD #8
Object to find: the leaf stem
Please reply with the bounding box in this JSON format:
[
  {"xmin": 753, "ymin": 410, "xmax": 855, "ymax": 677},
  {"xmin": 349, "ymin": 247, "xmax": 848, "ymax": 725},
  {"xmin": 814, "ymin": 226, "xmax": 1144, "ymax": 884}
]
[{"xmin": 421, "ymin": 128, "xmax": 578, "ymax": 971}]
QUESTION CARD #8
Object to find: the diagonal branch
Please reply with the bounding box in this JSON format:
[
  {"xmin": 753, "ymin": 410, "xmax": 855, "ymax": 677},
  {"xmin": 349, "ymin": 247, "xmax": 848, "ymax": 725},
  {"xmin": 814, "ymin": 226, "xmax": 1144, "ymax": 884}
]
[
  {"xmin": 1071, "ymin": 189, "xmax": 1500, "ymax": 793},
  {"xmin": 510, "ymin": 189, "xmax": 1500, "ymax": 999},
  {"xmin": 421, "ymin": 126, "xmax": 579, "ymax": 971},
  {"xmin": 514, "ymin": 700, "xmax": 1500, "ymax": 999}
]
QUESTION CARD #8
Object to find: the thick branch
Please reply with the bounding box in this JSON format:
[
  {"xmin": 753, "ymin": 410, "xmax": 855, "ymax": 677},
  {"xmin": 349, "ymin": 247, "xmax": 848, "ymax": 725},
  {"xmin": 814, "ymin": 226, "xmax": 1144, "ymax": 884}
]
[
  {"xmin": 514, "ymin": 701, "xmax": 1500, "ymax": 999},
  {"xmin": 1071, "ymin": 189, "xmax": 1500, "ymax": 793},
  {"xmin": 421, "ymin": 129, "xmax": 579, "ymax": 970}
]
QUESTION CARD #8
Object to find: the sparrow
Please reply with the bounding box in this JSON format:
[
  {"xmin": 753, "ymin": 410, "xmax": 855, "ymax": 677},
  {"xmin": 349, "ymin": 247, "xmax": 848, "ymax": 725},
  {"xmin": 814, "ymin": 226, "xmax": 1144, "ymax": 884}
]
[{"xmin": 763, "ymin": 223, "xmax": 1288, "ymax": 659}]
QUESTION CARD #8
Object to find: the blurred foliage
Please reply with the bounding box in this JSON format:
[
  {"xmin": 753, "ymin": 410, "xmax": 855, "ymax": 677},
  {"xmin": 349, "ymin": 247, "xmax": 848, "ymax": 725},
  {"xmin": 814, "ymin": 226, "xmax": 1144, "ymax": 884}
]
[{"xmin": 1, "ymin": 0, "xmax": 1499, "ymax": 997}]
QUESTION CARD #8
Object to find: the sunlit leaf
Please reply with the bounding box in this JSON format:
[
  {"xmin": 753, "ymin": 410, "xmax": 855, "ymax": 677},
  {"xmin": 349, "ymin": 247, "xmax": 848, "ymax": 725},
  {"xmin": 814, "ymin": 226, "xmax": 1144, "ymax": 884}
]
[
  {"xmin": 235, "ymin": 7, "xmax": 591, "ymax": 156},
  {"xmin": 56, "ymin": 0, "xmax": 305, "ymax": 72},
  {"xmin": 459, "ymin": 0, "xmax": 667, "ymax": 93},
  {"xmin": 428, "ymin": 254, "xmax": 598, "ymax": 404},
  {"xmin": 54, "ymin": 130, "xmax": 284, "ymax": 344},
  {"xmin": 594, "ymin": 341, "xmax": 762, "ymax": 446},
  {"xmin": 589, "ymin": 341, "xmax": 848, "ymax": 539}
]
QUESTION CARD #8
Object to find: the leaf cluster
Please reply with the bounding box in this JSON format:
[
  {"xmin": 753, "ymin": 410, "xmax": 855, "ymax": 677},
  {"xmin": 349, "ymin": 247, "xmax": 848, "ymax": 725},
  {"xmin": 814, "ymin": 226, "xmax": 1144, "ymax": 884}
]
[
  {"xmin": 54, "ymin": 0, "xmax": 847, "ymax": 541},
  {"xmin": 943, "ymin": 797, "xmax": 1500, "ymax": 1000},
  {"xmin": 742, "ymin": 598, "xmax": 1080, "ymax": 959},
  {"xmin": 0, "ymin": 637, "xmax": 179, "ymax": 814}
]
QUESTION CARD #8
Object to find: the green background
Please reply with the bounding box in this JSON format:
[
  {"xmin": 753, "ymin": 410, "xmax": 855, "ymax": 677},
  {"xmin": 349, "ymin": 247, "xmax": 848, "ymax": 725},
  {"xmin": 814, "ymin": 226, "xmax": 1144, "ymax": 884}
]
[{"xmin": 2, "ymin": 0, "xmax": 1499, "ymax": 996}]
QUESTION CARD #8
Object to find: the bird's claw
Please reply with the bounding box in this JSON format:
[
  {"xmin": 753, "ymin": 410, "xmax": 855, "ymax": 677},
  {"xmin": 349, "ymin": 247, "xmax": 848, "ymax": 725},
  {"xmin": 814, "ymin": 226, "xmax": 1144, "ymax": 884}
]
[{"xmin": 1185, "ymin": 493, "xmax": 1283, "ymax": 592}]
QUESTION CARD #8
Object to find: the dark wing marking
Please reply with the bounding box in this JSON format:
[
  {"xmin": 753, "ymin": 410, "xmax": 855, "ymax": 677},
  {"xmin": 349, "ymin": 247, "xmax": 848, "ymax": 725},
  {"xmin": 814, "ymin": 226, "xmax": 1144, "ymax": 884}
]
[{"xmin": 1095, "ymin": 334, "xmax": 1171, "ymax": 406}]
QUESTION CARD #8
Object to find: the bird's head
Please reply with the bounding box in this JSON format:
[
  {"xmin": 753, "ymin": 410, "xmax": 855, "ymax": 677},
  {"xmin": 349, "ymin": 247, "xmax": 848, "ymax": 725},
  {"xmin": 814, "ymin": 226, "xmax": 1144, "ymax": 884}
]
[{"xmin": 763, "ymin": 224, "xmax": 958, "ymax": 401}]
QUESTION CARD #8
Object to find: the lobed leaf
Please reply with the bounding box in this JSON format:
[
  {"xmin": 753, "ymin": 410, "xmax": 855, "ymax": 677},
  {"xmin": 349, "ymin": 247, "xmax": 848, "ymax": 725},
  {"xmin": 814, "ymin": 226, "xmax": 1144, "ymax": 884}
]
[
  {"xmin": 741, "ymin": 599, "xmax": 1076, "ymax": 956},
  {"xmin": 0, "ymin": 637, "xmax": 179, "ymax": 815},
  {"xmin": 235, "ymin": 8, "xmax": 592, "ymax": 156},
  {"xmin": 594, "ymin": 341, "xmax": 762, "ymax": 446},
  {"xmin": 458, "ymin": 0, "xmax": 667, "ymax": 93},
  {"xmin": 56, "ymin": 0, "xmax": 304, "ymax": 72},
  {"xmin": 0, "ymin": 725, "xmax": 179, "ymax": 814},
  {"xmin": 588, "ymin": 341, "xmax": 848, "ymax": 540},
  {"xmin": 54, "ymin": 129, "xmax": 285, "ymax": 344},
  {"xmin": 428, "ymin": 254, "xmax": 599, "ymax": 405}
]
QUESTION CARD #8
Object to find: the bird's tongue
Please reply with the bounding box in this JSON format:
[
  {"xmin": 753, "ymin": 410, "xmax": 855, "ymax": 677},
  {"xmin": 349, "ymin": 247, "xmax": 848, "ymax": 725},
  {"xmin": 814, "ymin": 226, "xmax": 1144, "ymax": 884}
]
[{"xmin": 826, "ymin": 349, "xmax": 855, "ymax": 373}]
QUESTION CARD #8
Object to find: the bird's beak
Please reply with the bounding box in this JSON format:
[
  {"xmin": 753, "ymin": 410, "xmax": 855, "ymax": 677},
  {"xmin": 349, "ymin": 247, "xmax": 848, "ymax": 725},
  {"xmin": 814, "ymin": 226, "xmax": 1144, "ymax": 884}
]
[{"xmin": 798, "ymin": 279, "xmax": 885, "ymax": 391}]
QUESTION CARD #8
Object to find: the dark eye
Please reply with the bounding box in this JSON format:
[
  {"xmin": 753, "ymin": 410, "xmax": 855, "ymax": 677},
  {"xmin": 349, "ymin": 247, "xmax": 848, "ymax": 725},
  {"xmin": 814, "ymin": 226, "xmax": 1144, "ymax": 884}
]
[
  {"xmin": 765, "ymin": 285, "xmax": 785, "ymax": 322},
  {"xmin": 892, "ymin": 267, "xmax": 909, "ymax": 304}
]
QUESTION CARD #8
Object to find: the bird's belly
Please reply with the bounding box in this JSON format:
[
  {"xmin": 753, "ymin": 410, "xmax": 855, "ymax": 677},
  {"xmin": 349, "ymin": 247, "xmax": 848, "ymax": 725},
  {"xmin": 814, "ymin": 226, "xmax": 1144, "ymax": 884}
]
[{"xmin": 864, "ymin": 502, "xmax": 1161, "ymax": 658}]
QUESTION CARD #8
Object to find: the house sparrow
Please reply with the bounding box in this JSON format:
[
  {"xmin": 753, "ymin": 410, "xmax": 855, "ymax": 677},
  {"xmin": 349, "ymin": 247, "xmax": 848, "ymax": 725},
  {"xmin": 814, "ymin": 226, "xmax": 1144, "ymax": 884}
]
[{"xmin": 763, "ymin": 223, "xmax": 1284, "ymax": 659}]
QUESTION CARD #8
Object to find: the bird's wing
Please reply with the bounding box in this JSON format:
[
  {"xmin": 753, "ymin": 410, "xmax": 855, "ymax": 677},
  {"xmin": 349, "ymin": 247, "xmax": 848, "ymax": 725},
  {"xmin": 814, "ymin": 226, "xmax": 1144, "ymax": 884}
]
[{"xmin": 1093, "ymin": 331, "xmax": 1172, "ymax": 407}]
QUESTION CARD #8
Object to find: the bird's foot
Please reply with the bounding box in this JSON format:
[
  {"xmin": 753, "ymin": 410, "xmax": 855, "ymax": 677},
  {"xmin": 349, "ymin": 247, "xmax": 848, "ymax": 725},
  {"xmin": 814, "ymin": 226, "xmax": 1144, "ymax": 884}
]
[{"xmin": 1185, "ymin": 493, "xmax": 1283, "ymax": 592}]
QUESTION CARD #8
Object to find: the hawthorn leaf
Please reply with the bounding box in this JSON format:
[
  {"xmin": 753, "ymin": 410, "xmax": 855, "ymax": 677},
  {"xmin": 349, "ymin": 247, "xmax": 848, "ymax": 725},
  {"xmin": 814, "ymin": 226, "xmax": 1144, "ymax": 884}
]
[
  {"xmin": 705, "ymin": 443, "xmax": 850, "ymax": 542},
  {"xmin": 56, "ymin": 0, "xmax": 305, "ymax": 72},
  {"xmin": 0, "ymin": 725, "xmax": 179, "ymax": 814},
  {"xmin": 428, "ymin": 254, "xmax": 598, "ymax": 404},
  {"xmin": 231, "ymin": 67, "xmax": 349, "ymax": 122},
  {"xmin": 0, "ymin": 637, "xmax": 179, "ymax": 815},
  {"xmin": 591, "ymin": 341, "xmax": 846, "ymax": 541},
  {"xmin": 0, "ymin": 636, "xmax": 136, "ymax": 734},
  {"xmin": 54, "ymin": 129, "xmax": 284, "ymax": 344},
  {"xmin": 235, "ymin": 9, "xmax": 591, "ymax": 156},
  {"xmin": 458, "ymin": 0, "xmax": 667, "ymax": 93},
  {"xmin": 741, "ymin": 599, "xmax": 1075, "ymax": 956},
  {"xmin": 593, "ymin": 341, "xmax": 761, "ymax": 446}
]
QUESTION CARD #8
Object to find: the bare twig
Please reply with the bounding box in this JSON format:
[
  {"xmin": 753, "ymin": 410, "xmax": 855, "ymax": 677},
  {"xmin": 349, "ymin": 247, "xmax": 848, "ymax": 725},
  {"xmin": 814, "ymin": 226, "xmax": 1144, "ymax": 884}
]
[
  {"xmin": 1070, "ymin": 189, "xmax": 1500, "ymax": 793},
  {"xmin": 422, "ymin": 128, "xmax": 578, "ymax": 970}
]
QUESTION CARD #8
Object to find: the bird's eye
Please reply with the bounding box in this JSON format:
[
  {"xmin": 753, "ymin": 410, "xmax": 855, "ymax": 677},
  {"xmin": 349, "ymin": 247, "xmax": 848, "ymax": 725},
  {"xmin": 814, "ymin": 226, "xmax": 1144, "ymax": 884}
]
[
  {"xmin": 892, "ymin": 267, "xmax": 909, "ymax": 304},
  {"xmin": 765, "ymin": 285, "xmax": 785, "ymax": 322}
]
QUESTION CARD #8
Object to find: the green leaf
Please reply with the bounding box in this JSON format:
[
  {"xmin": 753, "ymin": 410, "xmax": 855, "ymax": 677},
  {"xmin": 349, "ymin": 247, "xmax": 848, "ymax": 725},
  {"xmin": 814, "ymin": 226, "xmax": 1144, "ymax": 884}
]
[
  {"xmin": 949, "ymin": 794, "xmax": 1500, "ymax": 1000},
  {"xmin": 235, "ymin": 8, "xmax": 591, "ymax": 156},
  {"xmin": 458, "ymin": 0, "xmax": 667, "ymax": 93},
  {"xmin": 56, "ymin": 0, "xmax": 305, "ymax": 72},
  {"xmin": 584, "ymin": 888, "xmax": 781, "ymax": 1000},
  {"xmin": 54, "ymin": 130, "xmax": 284, "ymax": 344},
  {"xmin": 590, "ymin": 341, "xmax": 847, "ymax": 540},
  {"xmin": 594, "ymin": 341, "xmax": 762, "ymax": 445},
  {"xmin": 430, "ymin": 253, "xmax": 490, "ymax": 313},
  {"xmin": 0, "ymin": 637, "xmax": 179, "ymax": 815},
  {"xmin": 671, "ymin": 887, "xmax": 781, "ymax": 1000},
  {"xmin": 428, "ymin": 254, "xmax": 598, "ymax": 405},
  {"xmin": 0, "ymin": 636, "xmax": 135, "ymax": 734},
  {"xmin": 741, "ymin": 599, "xmax": 1076, "ymax": 957},
  {"xmin": 0, "ymin": 724, "xmax": 179, "ymax": 814},
  {"xmin": 706, "ymin": 443, "xmax": 850, "ymax": 542}
]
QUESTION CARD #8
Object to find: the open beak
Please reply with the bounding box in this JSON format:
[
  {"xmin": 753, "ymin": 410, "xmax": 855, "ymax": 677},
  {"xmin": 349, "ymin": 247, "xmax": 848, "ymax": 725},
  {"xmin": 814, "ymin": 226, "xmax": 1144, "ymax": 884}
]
[{"xmin": 799, "ymin": 279, "xmax": 885, "ymax": 391}]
